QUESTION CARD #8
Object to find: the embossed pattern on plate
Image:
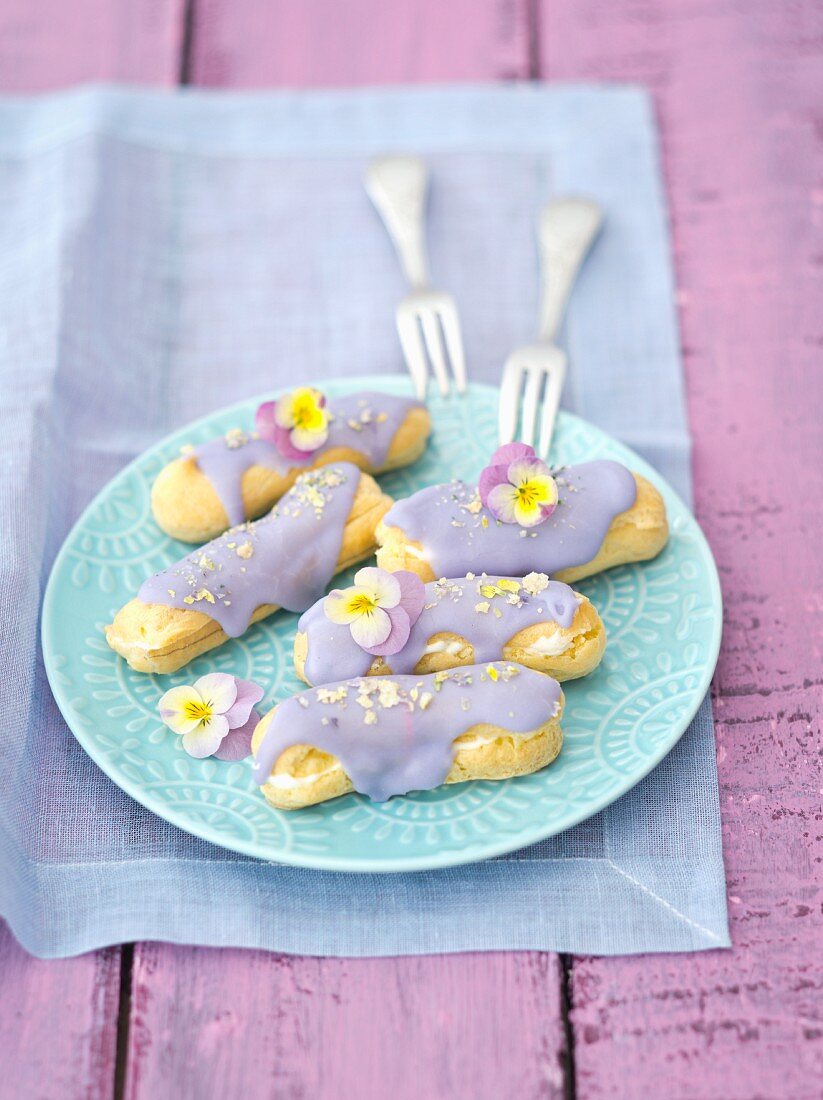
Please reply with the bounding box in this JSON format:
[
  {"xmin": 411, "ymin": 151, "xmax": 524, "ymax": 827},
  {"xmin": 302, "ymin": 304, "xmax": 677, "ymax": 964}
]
[{"xmin": 42, "ymin": 377, "xmax": 722, "ymax": 872}]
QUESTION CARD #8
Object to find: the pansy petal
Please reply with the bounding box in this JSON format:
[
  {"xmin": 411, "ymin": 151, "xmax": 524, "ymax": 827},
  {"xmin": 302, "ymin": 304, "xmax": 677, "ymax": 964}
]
[
  {"xmin": 325, "ymin": 586, "xmax": 367, "ymax": 624},
  {"xmin": 158, "ymin": 685, "xmax": 203, "ymax": 735},
  {"xmin": 224, "ymin": 678, "xmax": 265, "ymax": 729},
  {"xmin": 193, "ymin": 673, "xmax": 237, "ymax": 715},
  {"xmin": 349, "ymin": 606, "xmax": 392, "ymax": 649},
  {"xmin": 535, "ymin": 476, "xmax": 559, "ymax": 506},
  {"xmin": 290, "ymin": 424, "xmax": 328, "ymax": 453},
  {"xmin": 353, "ymin": 567, "xmax": 401, "ymax": 608},
  {"xmin": 254, "ymin": 401, "xmax": 277, "ymax": 443},
  {"xmin": 182, "ymin": 713, "xmax": 229, "ymax": 759},
  {"xmin": 214, "ymin": 710, "xmax": 260, "ymax": 761},
  {"xmin": 394, "ymin": 571, "xmax": 426, "ymax": 624},
  {"xmin": 513, "ymin": 496, "xmax": 550, "ymax": 527},
  {"xmin": 273, "ymin": 423, "xmax": 311, "ymax": 463},
  {"xmin": 487, "ymin": 482, "xmax": 521, "ymax": 524},
  {"xmin": 507, "ymin": 457, "xmax": 553, "ymax": 486},
  {"xmin": 364, "ymin": 606, "xmax": 411, "ymax": 656},
  {"xmin": 488, "ymin": 442, "xmax": 537, "ymax": 466},
  {"xmin": 478, "ymin": 463, "xmax": 511, "ymax": 508},
  {"xmin": 274, "ymin": 392, "xmax": 297, "ymax": 428},
  {"xmin": 160, "ymin": 710, "xmax": 202, "ymax": 737},
  {"xmin": 290, "ymin": 391, "xmax": 310, "ymax": 413}
]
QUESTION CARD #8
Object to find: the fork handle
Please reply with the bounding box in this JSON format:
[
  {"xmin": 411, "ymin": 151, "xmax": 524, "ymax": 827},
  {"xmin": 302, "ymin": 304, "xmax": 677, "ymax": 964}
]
[
  {"xmin": 365, "ymin": 156, "xmax": 430, "ymax": 289},
  {"xmin": 537, "ymin": 198, "xmax": 603, "ymax": 344}
]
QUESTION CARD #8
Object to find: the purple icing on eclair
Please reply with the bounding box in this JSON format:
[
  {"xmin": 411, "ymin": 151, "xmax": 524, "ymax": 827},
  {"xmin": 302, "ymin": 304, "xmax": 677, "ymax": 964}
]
[
  {"xmin": 298, "ymin": 574, "xmax": 582, "ymax": 684},
  {"xmin": 252, "ymin": 663, "xmax": 562, "ymax": 802},
  {"xmin": 192, "ymin": 392, "xmax": 421, "ymax": 526},
  {"xmin": 138, "ymin": 464, "xmax": 361, "ymax": 636},
  {"xmin": 382, "ymin": 460, "xmax": 637, "ymax": 578}
]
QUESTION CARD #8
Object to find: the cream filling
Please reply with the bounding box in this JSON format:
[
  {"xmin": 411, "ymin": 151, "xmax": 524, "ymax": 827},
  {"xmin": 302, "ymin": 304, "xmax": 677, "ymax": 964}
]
[
  {"xmin": 521, "ymin": 633, "xmax": 573, "ymax": 658},
  {"xmin": 423, "ymin": 633, "xmax": 573, "ymax": 660},
  {"xmin": 403, "ymin": 542, "xmax": 429, "ymax": 560},
  {"xmin": 262, "ymin": 719, "xmax": 565, "ymax": 792},
  {"xmin": 263, "ymin": 732, "xmax": 499, "ymax": 791},
  {"xmin": 266, "ymin": 764, "xmax": 342, "ymax": 790},
  {"xmin": 451, "ymin": 733, "xmax": 495, "ymax": 751},
  {"xmin": 423, "ymin": 639, "xmax": 465, "ymax": 657}
]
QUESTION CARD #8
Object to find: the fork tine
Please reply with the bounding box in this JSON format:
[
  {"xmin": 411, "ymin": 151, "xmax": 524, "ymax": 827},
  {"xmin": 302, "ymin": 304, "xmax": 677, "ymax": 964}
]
[
  {"xmin": 520, "ymin": 366, "xmax": 544, "ymax": 448},
  {"xmin": 538, "ymin": 357, "xmax": 567, "ymax": 460},
  {"xmin": 438, "ymin": 304, "xmax": 467, "ymax": 393},
  {"xmin": 396, "ymin": 312, "xmax": 429, "ymax": 400},
  {"xmin": 419, "ymin": 311, "xmax": 451, "ymax": 396},
  {"xmin": 499, "ymin": 358, "xmax": 525, "ymax": 443}
]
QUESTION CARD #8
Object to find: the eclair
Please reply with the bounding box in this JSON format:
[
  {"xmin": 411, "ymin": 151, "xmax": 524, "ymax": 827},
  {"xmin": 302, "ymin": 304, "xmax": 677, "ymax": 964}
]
[
  {"xmin": 152, "ymin": 392, "xmax": 430, "ymax": 542},
  {"xmin": 295, "ymin": 573, "xmax": 605, "ymax": 685},
  {"xmin": 106, "ymin": 464, "xmax": 392, "ymax": 674},
  {"xmin": 376, "ymin": 460, "xmax": 668, "ymax": 584},
  {"xmin": 252, "ymin": 663, "xmax": 564, "ymax": 810}
]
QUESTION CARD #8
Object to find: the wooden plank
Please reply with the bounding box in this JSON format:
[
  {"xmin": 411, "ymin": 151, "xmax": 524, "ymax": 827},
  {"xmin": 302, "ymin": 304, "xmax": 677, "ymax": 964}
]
[
  {"xmin": 540, "ymin": 0, "xmax": 823, "ymax": 1095},
  {"xmin": 0, "ymin": 5, "xmax": 183, "ymax": 1098},
  {"xmin": 189, "ymin": 0, "xmax": 532, "ymax": 87},
  {"xmin": 0, "ymin": 921, "xmax": 122, "ymax": 1100},
  {"xmin": 126, "ymin": 944, "xmax": 567, "ymax": 1100},
  {"xmin": 0, "ymin": 0, "xmax": 184, "ymax": 91},
  {"xmin": 122, "ymin": 5, "xmax": 567, "ymax": 1098}
]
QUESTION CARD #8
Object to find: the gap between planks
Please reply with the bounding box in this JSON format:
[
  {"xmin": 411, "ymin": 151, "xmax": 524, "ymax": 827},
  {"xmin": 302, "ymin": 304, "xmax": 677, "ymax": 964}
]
[
  {"xmin": 113, "ymin": 944, "xmax": 134, "ymax": 1100},
  {"xmin": 178, "ymin": 0, "xmax": 197, "ymax": 85}
]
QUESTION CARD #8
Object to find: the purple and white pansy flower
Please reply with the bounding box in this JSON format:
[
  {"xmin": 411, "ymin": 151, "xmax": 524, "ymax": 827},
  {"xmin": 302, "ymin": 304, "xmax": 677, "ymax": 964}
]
[
  {"xmin": 158, "ymin": 673, "xmax": 264, "ymax": 761},
  {"xmin": 478, "ymin": 442, "xmax": 559, "ymax": 528},
  {"xmin": 255, "ymin": 387, "xmax": 329, "ymax": 462},
  {"xmin": 324, "ymin": 567, "xmax": 426, "ymax": 656}
]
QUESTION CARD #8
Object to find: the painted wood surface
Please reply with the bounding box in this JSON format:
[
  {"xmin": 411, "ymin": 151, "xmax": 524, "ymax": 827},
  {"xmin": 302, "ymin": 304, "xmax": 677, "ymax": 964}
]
[
  {"xmin": 125, "ymin": 945, "xmax": 567, "ymax": 1100},
  {"xmin": 0, "ymin": 6, "xmax": 181, "ymax": 1099},
  {"xmin": 189, "ymin": 0, "xmax": 532, "ymax": 87},
  {"xmin": 0, "ymin": 0, "xmax": 184, "ymax": 90},
  {"xmin": 0, "ymin": 923, "xmax": 121, "ymax": 1100},
  {"xmin": 1, "ymin": 0, "xmax": 821, "ymax": 1097},
  {"xmin": 541, "ymin": 0, "xmax": 823, "ymax": 1095}
]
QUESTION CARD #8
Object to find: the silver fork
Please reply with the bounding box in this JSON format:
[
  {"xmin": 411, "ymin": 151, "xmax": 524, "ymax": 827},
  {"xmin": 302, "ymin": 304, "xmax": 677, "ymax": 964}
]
[
  {"xmin": 365, "ymin": 155, "xmax": 467, "ymax": 399},
  {"xmin": 499, "ymin": 198, "xmax": 603, "ymax": 458}
]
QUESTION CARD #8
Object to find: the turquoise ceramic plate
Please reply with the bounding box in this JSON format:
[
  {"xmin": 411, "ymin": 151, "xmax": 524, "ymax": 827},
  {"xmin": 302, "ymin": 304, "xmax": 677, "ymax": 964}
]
[{"xmin": 43, "ymin": 376, "xmax": 721, "ymax": 872}]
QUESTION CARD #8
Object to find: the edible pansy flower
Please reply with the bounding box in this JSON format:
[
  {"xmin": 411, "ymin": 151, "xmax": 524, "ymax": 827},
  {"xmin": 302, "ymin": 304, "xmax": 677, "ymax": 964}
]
[
  {"xmin": 324, "ymin": 567, "xmax": 425, "ymax": 656},
  {"xmin": 256, "ymin": 387, "xmax": 329, "ymax": 461},
  {"xmin": 478, "ymin": 442, "xmax": 558, "ymax": 528},
  {"xmin": 158, "ymin": 673, "xmax": 264, "ymax": 761}
]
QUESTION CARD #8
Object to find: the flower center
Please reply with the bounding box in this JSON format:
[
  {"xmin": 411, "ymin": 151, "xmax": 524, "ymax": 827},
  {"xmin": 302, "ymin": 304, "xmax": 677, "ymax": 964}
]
[
  {"xmin": 292, "ymin": 393, "xmax": 325, "ymax": 431},
  {"xmin": 183, "ymin": 699, "xmax": 213, "ymax": 725},
  {"xmin": 348, "ymin": 592, "xmax": 379, "ymax": 615},
  {"xmin": 516, "ymin": 480, "xmax": 545, "ymax": 509}
]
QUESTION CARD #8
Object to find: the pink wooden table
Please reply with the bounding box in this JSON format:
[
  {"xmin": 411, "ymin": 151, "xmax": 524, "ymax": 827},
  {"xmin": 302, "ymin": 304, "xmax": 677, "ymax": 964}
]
[{"xmin": 1, "ymin": 2, "xmax": 820, "ymax": 1097}]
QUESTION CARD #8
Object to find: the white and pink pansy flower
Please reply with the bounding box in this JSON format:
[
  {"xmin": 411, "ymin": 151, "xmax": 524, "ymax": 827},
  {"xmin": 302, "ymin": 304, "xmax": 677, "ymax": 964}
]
[
  {"xmin": 255, "ymin": 387, "xmax": 329, "ymax": 461},
  {"xmin": 324, "ymin": 567, "xmax": 425, "ymax": 656},
  {"xmin": 158, "ymin": 673, "xmax": 264, "ymax": 760},
  {"xmin": 478, "ymin": 442, "xmax": 559, "ymax": 528}
]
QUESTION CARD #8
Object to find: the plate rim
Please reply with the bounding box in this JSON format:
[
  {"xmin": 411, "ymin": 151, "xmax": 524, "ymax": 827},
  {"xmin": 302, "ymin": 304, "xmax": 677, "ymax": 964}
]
[{"xmin": 42, "ymin": 375, "xmax": 723, "ymax": 873}]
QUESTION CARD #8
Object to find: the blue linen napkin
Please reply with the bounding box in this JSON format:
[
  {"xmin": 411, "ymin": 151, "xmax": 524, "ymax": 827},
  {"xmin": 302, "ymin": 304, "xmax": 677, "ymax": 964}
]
[{"xmin": 0, "ymin": 84, "xmax": 729, "ymax": 957}]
